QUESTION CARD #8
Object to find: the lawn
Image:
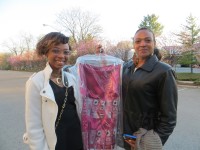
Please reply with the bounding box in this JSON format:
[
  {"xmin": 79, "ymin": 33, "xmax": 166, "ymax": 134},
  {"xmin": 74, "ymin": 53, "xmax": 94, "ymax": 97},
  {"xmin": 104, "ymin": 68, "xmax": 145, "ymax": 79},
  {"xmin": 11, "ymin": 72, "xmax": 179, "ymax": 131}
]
[{"xmin": 176, "ymin": 73, "xmax": 200, "ymax": 85}]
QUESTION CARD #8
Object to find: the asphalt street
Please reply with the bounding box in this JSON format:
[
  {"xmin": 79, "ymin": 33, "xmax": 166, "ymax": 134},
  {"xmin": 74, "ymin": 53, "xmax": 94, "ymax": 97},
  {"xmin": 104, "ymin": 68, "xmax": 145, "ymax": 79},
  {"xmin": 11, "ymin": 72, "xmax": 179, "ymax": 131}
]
[
  {"xmin": 173, "ymin": 67, "xmax": 200, "ymax": 73},
  {"xmin": 0, "ymin": 70, "xmax": 199, "ymax": 150}
]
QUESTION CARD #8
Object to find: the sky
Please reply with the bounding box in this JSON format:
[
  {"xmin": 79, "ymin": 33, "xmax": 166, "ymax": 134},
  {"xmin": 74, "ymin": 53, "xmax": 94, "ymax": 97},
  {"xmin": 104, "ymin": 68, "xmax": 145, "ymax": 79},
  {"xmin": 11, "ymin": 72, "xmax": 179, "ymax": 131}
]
[{"xmin": 1, "ymin": 0, "xmax": 200, "ymax": 52}]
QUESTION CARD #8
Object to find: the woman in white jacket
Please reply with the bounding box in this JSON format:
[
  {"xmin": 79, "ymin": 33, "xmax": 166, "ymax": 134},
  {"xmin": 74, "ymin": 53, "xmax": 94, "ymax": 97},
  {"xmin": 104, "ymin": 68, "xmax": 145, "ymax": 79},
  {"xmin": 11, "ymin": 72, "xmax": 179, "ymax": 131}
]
[{"xmin": 23, "ymin": 32, "xmax": 83, "ymax": 150}]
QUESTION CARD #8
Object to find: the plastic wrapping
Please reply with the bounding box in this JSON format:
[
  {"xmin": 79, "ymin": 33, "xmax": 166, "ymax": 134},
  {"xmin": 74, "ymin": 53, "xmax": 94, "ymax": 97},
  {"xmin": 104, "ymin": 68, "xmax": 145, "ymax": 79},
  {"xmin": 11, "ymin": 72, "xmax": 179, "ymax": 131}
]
[{"xmin": 75, "ymin": 54, "xmax": 124, "ymax": 150}]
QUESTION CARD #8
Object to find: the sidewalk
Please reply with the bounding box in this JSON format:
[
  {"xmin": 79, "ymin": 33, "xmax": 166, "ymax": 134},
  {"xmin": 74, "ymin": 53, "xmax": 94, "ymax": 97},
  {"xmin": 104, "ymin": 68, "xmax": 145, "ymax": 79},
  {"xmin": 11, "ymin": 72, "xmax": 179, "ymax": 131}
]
[{"xmin": 177, "ymin": 80, "xmax": 200, "ymax": 88}]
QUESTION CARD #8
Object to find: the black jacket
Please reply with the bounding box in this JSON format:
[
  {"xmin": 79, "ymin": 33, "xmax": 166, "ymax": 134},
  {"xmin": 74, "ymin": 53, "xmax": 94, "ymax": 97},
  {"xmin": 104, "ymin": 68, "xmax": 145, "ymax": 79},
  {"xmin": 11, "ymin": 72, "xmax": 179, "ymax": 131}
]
[{"xmin": 122, "ymin": 55, "xmax": 178, "ymax": 149}]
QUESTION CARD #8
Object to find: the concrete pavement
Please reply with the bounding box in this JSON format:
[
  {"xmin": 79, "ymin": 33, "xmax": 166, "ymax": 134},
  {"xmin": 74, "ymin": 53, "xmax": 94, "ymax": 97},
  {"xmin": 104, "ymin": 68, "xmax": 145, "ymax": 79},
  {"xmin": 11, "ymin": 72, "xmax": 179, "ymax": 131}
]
[
  {"xmin": 164, "ymin": 87, "xmax": 200, "ymax": 150},
  {"xmin": 0, "ymin": 70, "xmax": 32, "ymax": 150}
]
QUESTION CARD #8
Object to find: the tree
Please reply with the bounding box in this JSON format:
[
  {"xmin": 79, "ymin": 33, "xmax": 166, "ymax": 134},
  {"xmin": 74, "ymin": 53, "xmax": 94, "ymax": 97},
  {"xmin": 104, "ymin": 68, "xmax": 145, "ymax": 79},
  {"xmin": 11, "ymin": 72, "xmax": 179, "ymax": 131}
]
[
  {"xmin": 177, "ymin": 51, "xmax": 197, "ymax": 67},
  {"xmin": 19, "ymin": 32, "xmax": 35, "ymax": 52},
  {"xmin": 138, "ymin": 14, "xmax": 164, "ymax": 37},
  {"xmin": 175, "ymin": 14, "xmax": 200, "ymax": 73},
  {"xmin": 0, "ymin": 53, "xmax": 12, "ymax": 70},
  {"xmin": 1, "ymin": 32, "xmax": 35, "ymax": 56},
  {"xmin": 106, "ymin": 40, "xmax": 133, "ymax": 61},
  {"xmin": 56, "ymin": 8, "xmax": 103, "ymax": 45},
  {"xmin": 2, "ymin": 39, "xmax": 18, "ymax": 56},
  {"xmin": 157, "ymin": 34, "xmax": 182, "ymax": 67}
]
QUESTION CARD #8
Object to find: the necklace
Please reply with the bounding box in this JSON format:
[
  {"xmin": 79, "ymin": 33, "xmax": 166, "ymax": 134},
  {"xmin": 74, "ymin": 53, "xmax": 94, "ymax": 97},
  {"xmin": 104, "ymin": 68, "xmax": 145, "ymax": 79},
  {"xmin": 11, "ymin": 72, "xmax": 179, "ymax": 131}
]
[
  {"xmin": 56, "ymin": 77, "xmax": 62, "ymax": 85},
  {"xmin": 51, "ymin": 73, "xmax": 62, "ymax": 86}
]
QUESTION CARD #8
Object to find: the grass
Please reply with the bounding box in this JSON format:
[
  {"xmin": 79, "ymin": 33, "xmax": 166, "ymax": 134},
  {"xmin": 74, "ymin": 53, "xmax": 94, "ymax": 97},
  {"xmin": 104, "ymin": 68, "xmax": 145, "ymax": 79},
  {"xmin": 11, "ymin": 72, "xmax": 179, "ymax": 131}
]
[
  {"xmin": 176, "ymin": 73, "xmax": 200, "ymax": 81},
  {"xmin": 176, "ymin": 73, "xmax": 200, "ymax": 85}
]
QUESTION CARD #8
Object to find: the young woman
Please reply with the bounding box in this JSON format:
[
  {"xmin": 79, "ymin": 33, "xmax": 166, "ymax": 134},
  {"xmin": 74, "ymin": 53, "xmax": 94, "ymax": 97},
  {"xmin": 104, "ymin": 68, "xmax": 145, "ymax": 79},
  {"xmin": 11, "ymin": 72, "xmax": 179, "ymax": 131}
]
[
  {"xmin": 23, "ymin": 32, "xmax": 83, "ymax": 150},
  {"xmin": 122, "ymin": 28, "xmax": 178, "ymax": 149}
]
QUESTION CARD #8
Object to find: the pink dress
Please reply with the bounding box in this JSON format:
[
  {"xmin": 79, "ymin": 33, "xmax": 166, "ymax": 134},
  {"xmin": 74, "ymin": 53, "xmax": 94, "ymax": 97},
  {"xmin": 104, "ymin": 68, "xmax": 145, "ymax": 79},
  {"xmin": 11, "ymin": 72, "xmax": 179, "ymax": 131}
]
[{"xmin": 76, "ymin": 54, "xmax": 124, "ymax": 150}]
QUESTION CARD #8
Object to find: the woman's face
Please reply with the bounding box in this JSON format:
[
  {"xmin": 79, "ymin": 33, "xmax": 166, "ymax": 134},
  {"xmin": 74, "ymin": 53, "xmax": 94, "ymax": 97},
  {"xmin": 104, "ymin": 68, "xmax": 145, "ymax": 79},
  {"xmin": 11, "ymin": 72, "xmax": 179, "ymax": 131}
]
[
  {"xmin": 46, "ymin": 43, "xmax": 70, "ymax": 72},
  {"xmin": 133, "ymin": 29, "xmax": 155, "ymax": 59}
]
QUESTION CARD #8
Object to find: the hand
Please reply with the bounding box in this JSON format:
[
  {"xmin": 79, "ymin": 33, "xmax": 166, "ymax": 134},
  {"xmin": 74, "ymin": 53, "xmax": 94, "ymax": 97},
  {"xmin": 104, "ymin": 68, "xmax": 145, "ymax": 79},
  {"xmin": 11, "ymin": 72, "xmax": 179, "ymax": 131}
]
[{"xmin": 125, "ymin": 139, "xmax": 136, "ymax": 148}]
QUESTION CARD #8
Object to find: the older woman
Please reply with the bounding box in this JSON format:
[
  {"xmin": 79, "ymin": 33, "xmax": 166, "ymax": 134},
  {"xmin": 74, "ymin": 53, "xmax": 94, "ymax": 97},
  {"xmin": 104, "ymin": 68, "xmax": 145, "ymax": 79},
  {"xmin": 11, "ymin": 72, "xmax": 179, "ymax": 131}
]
[{"xmin": 122, "ymin": 27, "xmax": 178, "ymax": 150}]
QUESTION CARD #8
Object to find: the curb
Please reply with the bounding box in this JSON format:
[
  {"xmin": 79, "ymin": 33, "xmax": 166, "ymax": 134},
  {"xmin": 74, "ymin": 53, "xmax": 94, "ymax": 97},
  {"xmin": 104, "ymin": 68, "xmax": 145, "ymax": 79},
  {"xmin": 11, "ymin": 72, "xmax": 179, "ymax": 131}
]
[
  {"xmin": 177, "ymin": 80, "xmax": 200, "ymax": 88},
  {"xmin": 177, "ymin": 80, "xmax": 194, "ymax": 86}
]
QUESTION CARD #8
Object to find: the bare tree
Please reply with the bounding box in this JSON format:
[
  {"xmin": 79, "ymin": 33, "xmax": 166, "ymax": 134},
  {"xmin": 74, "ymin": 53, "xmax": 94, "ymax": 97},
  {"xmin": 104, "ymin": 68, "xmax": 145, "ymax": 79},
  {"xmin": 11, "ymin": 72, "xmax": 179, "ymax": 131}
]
[
  {"xmin": 106, "ymin": 40, "xmax": 132, "ymax": 61},
  {"xmin": 1, "ymin": 32, "xmax": 35, "ymax": 56},
  {"xmin": 56, "ymin": 8, "xmax": 103, "ymax": 44},
  {"xmin": 2, "ymin": 39, "xmax": 18, "ymax": 56},
  {"xmin": 157, "ymin": 34, "xmax": 182, "ymax": 66},
  {"xmin": 20, "ymin": 32, "xmax": 35, "ymax": 52}
]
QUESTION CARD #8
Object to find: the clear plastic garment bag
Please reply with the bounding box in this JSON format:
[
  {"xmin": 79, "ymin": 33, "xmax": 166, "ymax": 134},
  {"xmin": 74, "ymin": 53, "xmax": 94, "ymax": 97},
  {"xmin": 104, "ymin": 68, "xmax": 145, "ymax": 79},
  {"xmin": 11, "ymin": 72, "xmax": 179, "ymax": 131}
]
[{"xmin": 75, "ymin": 54, "xmax": 124, "ymax": 150}]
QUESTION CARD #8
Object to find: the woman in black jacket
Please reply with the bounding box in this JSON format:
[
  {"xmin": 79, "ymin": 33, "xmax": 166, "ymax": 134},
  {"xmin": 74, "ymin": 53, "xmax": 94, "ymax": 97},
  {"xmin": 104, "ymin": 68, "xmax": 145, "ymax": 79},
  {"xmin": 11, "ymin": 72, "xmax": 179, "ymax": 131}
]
[{"xmin": 122, "ymin": 27, "xmax": 178, "ymax": 150}]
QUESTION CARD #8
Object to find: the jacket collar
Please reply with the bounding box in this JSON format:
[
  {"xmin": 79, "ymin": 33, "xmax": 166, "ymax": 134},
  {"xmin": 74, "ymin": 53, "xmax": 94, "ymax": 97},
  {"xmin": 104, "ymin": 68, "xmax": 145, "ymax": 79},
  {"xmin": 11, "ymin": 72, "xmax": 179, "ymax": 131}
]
[
  {"xmin": 140, "ymin": 55, "xmax": 158, "ymax": 72},
  {"xmin": 43, "ymin": 62, "xmax": 53, "ymax": 87},
  {"xmin": 127, "ymin": 54, "xmax": 158, "ymax": 72},
  {"xmin": 43, "ymin": 62, "xmax": 70, "ymax": 87},
  {"xmin": 40, "ymin": 63, "xmax": 55, "ymax": 101},
  {"xmin": 40, "ymin": 63, "xmax": 72, "ymax": 102}
]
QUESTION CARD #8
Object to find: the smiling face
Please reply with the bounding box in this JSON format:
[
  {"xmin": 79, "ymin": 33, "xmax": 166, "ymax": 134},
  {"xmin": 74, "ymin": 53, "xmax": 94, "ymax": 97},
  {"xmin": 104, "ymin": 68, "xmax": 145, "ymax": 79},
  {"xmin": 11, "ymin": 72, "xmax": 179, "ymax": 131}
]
[
  {"xmin": 46, "ymin": 43, "xmax": 70, "ymax": 73},
  {"xmin": 133, "ymin": 29, "xmax": 155, "ymax": 60}
]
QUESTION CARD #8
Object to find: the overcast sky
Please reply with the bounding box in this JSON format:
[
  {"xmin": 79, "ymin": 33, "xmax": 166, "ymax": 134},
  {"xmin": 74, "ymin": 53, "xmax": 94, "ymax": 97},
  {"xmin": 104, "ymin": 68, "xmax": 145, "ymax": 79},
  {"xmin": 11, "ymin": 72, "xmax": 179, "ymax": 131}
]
[{"xmin": 1, "ymin": 0, "xmax": 200, "ymax": 52}]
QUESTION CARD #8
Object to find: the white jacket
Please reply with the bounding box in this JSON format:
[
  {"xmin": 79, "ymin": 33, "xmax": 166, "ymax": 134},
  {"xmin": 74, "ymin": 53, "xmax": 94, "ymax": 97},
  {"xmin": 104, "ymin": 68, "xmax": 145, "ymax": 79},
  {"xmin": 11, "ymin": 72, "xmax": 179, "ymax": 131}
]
[{"xmin": 23, "ymin": 63, "xmax": 82, "ymax": 150}]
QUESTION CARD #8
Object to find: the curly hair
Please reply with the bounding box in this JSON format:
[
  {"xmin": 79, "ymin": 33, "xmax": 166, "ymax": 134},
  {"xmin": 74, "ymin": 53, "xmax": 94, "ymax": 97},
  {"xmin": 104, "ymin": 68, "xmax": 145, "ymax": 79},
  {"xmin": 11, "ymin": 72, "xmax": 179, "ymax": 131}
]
[{"xmin": 36, "ymin": 32, "xmax": 69, "ymax": 56}]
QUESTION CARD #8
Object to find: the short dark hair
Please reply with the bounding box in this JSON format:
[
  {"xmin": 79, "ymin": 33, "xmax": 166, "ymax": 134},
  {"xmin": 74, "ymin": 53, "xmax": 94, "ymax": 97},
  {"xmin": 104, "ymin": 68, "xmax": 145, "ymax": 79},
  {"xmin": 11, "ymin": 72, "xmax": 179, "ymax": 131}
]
[{"xmin": 36, "ymin": 32, "xmax": 69, "ymax": 56}]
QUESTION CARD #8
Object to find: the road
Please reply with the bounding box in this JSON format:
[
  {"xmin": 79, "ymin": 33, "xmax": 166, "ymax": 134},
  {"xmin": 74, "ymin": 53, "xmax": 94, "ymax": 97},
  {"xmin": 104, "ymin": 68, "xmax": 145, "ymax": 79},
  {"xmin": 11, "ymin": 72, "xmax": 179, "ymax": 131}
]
[
  {"xmin": 173, "ymin": 67, "xmax": 200, "ymax": 73},
  {"xmin": 0, "ymin": 70, "xmax": 32, "ymax": 150},
  {"xmin": 163, "ymin": 87, "xmax": 200, "ymax": 150},
  {"xmin": 0, "ymin": 70, "xmax": 199, "ymax": 150}
]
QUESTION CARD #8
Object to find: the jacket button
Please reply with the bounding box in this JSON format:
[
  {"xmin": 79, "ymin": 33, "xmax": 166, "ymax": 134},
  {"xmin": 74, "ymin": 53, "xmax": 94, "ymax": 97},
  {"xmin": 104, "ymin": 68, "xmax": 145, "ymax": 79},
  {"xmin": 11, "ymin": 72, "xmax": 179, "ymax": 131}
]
[{"xmin": 43, "ymin": 91, "xmax": 46, "ymax": 93}]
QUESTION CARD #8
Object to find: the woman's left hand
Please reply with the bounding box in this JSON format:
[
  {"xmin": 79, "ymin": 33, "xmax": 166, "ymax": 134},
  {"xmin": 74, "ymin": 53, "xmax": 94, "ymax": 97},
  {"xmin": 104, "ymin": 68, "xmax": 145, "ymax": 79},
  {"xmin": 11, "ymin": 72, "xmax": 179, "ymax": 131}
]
[{"xmin": 125, "ymin": 139, "xmax": 136, "ymax": 148}]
